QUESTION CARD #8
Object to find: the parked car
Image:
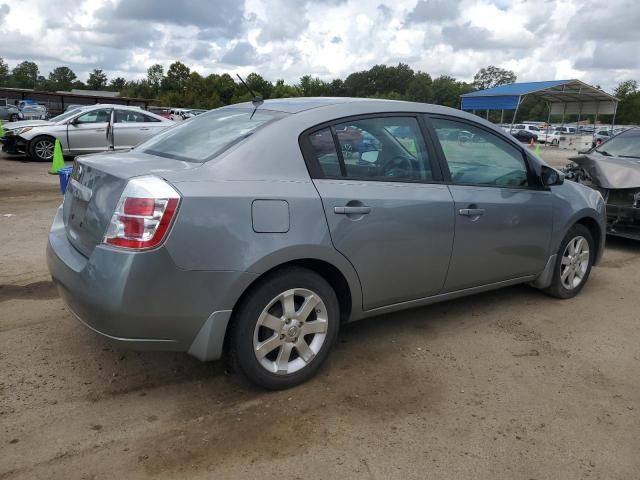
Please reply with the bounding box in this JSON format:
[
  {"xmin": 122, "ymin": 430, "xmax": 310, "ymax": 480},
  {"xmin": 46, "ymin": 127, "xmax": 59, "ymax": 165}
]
[
  {"xmin": 0, "ymin": 104, "xmax": 172, "ymax": 161},
  {"xmin": 539, "ymin": 129, "xmax": 566, "ymax": 145},
  {"xmin": 592, "ymin": 128, "xmax": 615, "ymax": 147},
  {"xmin": 0, "ymin": 99, "xmax": 21, "ymax": 122},
  {"xmin": 510, "ymin": 128, "xmax": 538, "ymax": 143},
  {"xmin": 513, "ymin": 124, "xmax": 541, "ymax": 134},
  {"xmin": 19, "ymin": 103, "xmax": 48, "ymax": 120},
  {"xmin": 564, "ymin": 128, "xmax": 640, "ymax": 239},
  {"xmin": 47, "ymin": 98, "xmax": 605, "ymax": 389},
  {"xmin": 554, "ymin": 126, "xmax": 577, "ymax": 134},
  {"xmin": 147, "ymin": 107, "xmax": 172, "ymax": 119}
]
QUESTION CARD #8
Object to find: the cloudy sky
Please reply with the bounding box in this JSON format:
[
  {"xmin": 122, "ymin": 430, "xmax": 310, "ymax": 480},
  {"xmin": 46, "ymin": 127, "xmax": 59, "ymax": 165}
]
[{"xmin": 0, "ymin": 0, "xmax": 638, "ymax": 91}]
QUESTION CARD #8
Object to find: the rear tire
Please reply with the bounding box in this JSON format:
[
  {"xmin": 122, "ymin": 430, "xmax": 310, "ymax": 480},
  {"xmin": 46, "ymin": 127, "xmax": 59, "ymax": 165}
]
[
  {"xmin": 227, "ymin": 267, "xmax": 340, "ymax": 390},
  {"xmin": 28, "ymin": 136, "xmax": 55, "ymax": 162},
  {"xmin": 543, "ymin": 224, "xmax": 594, "ymax": 299}
]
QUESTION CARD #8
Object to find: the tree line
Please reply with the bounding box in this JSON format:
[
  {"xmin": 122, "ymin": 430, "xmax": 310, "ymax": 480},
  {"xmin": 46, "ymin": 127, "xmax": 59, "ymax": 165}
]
[{"xmin": 0, "ymin": 58, "xmax": 637, "ymax": 124}]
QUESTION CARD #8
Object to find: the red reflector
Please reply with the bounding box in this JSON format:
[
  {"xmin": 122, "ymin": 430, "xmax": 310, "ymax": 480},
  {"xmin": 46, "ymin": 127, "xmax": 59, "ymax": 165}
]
[
  {"xmin": 124, "ymin": 197, "xmax": 155, "ymax": 216},
  {"xmin": 122, "ymin": 216, "xmax": 144, "ymax": 238}
]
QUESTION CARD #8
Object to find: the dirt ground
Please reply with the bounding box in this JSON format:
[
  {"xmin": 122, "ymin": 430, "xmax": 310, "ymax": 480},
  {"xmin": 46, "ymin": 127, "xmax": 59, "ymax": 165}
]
[{"xmin": 1, "ymin": 148, "xmax": 639, "ymax": 480}]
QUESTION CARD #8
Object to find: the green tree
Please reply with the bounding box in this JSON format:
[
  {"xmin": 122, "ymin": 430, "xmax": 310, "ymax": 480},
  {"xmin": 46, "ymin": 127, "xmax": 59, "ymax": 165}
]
[
  {"xmin": 147, "ymin": 64, "xmax": 164, "ymax": 94},
  {"xmin": 161, "ymin": 61, "xmax": 190, "ymax": 92},
  {"xmin": 614, "ymin": 80, "xmax": 638, "ymax": 98},
  {"xmin": 272, "ymin": 79, "xmax": 300, "ymax": 98},
  {"xmin": 244, "ymin": 73, "xmax": 273, "ymax": 99},
  {"xmin": 109, "ymin": 77, "xmax": 126, "ymax": 92},
  {"xmin": 10, "ymin": 61, "xmax": 39, "ymax": 88},
  {"xmin": 0, "ymin": 57, "xmax": 9, "ymax": 86},
  {"xmin": 47, "ymin": 66, "xmax": 77, "ymax": 91},
  {"xmin": 406, "ymin": 71, "xmax": 432, "ymax": 103},
  {"xmin": 472, "ymin": 65, "xmax": 517, "ymax": 91},
  {"xmin": 298, "ymin": 75, "xmax": 330, "ymax": 96},
  {"xmin": 613, "ymin": 80, "xmax": 640, "ymax": 125},
  {"xmin": 87, "ymin": 69, "xmax": 108, "ymax": 90}
]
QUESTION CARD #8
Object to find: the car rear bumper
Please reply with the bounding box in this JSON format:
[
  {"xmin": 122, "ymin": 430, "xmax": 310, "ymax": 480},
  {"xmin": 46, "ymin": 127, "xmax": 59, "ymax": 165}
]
[{"xmin": 46, "ymin": 206, "xmax": 257, "ymax": 360}]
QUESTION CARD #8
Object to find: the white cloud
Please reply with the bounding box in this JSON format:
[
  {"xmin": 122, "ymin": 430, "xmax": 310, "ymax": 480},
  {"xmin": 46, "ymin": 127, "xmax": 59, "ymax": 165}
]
[{"xmin": 0, "ymin": 0, "xmax": 637, "ymax": 91}]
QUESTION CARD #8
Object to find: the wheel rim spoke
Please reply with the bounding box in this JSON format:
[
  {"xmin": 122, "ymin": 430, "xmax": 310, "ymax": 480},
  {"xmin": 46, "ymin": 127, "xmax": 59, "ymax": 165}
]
[
  {"xmin": 295, "ymin": 294, "xmax": 320, "ymax": 321},
  {"xmin": 260, "ymin": 313, "xmax": 284, "ymax": 332},
  {"xmin": 281, "ymin": 291, "xmax": 296, "ymax": 317},
  {"xmin": 302, "ymin": 320, "xmax": 327, "ymax": 335},
  {"xmin": 561, "ymin": 256, "xmax": 571, "ymax": 265},
  {"xmin": 579, "ymin": 251, "xmax": 590, "ymax": 263},
  {"xmin": 296, "ymin": 339, "xmax": 315, "ymax": 363},
  {"xmin": 275, "ymin": 343, "xmax": 294, "ymax": 373},
  {"xmin": 561, "ymin": 266, "xmax": 571, "ymax": 281},
  {"xmin": 255, "ymin": 334, "xmax": 282, "ymax": 360}
]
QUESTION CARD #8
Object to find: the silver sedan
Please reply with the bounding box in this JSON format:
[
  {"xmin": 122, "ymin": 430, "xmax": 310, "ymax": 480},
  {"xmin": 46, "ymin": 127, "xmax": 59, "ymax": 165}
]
[
  {"xmin": 1, "ymin": 104, "xmax": 172, "ymax": 161},
  {"xmin": 47, "ymin": 98, "xmax": 606, "ymax": 389}
]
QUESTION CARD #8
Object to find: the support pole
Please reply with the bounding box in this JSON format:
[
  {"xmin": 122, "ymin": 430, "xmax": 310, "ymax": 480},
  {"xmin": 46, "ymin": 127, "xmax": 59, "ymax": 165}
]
[
  {"xmin": 594, "ymin": 101, "xmax": 599, "ymax": 127},
  {"xmin": 611, "ymin": 102, "xmax": 618, "ymax": 130},
  {"xmin": 500, "ymin": 109, "xmax": 504, "ymax": 124},
  {"xmin": 561, "ymin": 103, "xmax": 566, "ymax": 126},
  {"xmin": 486, "ymin": 109, "xmax": 489, "ymax": 120},
  {"xmin": 510, "ymin": 95, "xmax": 524, "ymax": 131}
]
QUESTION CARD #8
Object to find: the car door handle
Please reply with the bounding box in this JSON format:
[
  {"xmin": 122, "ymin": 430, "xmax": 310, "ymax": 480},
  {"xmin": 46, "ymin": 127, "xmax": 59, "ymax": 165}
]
[
  {"xmin": 94, "ymin": 129, "xmax": 105, "ymax": 132},
  {"xmin": 139, "ymin": 127, "xmax": 150, "ymax": 131},
  {"xmin": 334, "ymin": 206, "xmax": 371, "ymax": 215},
  {"xmin": 459, "ymin": 208, "xmax": 485, "ymax": 216}
]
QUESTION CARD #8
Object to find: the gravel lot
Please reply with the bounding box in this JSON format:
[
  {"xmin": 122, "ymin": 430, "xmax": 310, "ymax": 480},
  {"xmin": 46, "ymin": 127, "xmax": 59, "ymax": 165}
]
[{"xmin": 1, "ymin": 147, "xmax": 639, "ymax": 480}]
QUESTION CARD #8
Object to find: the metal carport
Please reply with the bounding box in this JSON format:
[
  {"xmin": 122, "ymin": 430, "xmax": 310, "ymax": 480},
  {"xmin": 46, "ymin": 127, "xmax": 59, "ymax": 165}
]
[{"xmin": 460, "ymin": 79, "xmax": 619, "ymax": 129}]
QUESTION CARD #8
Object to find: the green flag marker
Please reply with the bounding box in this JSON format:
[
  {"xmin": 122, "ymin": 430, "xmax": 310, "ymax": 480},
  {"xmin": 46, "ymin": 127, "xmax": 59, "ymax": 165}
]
[
  {"xmin": 0, "ymin": 121, "xmax": 4, "ymax": 138},
  {"xmin": 49, "ymin": 138, "xmax": 65, "ymax": 174},
  {"xmin": 534, "ymin": 143, "xmax": 541, "ymax": 156}
]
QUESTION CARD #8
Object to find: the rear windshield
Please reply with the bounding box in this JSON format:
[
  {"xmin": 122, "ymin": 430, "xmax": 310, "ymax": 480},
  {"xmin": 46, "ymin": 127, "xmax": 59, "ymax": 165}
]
[{"xmin": 138, "ymin": 108, "xmax": 287, "ymax": 163}]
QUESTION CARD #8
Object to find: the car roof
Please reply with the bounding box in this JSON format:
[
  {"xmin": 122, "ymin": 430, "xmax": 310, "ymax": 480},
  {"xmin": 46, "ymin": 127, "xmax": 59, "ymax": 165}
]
[{"xmin": 228, "ymin": 97, "xmax": 377, "ymax": 114}]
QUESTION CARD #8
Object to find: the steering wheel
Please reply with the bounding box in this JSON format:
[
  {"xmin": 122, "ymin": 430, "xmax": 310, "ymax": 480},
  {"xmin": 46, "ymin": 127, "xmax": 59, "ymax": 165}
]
[{"xmin": 383, "ymin": 155, "xmax": 414, "ymax": 178}]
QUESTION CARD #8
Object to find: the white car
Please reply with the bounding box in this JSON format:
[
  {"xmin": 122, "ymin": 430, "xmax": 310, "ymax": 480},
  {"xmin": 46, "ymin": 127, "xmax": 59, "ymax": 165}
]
[{"xmin": 539, "ymin": 130, "xmax": 566, "ymax": 145}]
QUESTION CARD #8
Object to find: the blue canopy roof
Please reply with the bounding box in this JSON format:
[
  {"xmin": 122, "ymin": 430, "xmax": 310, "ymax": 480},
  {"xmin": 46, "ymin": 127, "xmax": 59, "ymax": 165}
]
[{"xmin": 460, "ymin": 79, "xmax": 617, "ymax": 113}]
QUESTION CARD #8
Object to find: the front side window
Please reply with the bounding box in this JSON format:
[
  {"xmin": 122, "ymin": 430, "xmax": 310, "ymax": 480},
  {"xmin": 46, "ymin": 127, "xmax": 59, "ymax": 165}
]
[
  {"xmin": 75, "ymin": 108, "xmax": 112, "ymax": 124},
  {"xmin": 431, "ymin": 118, "xmax": 529, "ymax": 187},
  {"xmin": 307, "ymin": 116, "xmax": 432, "ymax": 182},
  {"xmin": 115, "ymin": 110, "xmax": 161, "ymax": 123}
]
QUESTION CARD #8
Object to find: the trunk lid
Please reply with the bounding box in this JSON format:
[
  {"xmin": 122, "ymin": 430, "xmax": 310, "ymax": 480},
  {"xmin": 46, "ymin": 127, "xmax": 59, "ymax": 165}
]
[{"xmin": 63, "ymin": 151, "xmax": 199, "ymax": 257}]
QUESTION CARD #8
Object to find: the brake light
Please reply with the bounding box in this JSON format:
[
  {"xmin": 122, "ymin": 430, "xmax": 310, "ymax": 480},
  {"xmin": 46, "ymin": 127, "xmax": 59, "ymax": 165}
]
[{"xmin": 103, "ymin": 176, "xmax": 181, "ymax": 250}]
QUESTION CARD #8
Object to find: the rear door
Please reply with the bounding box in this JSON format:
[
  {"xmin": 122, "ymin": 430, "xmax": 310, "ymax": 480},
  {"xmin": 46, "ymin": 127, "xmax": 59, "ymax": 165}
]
[
  {"xmin": 301, "ymin": 114, "xmax": 455, "ymax": 310},
  {"xmin": 427, "ymin": 116, "xmax": 553, "ymax": 292},
  {"xmin": 113, "ymin": 109, "xmax": 167, "ymax": 149},
  {"xmin": 67, "ymin": 107, "xmax": 112, "ymax": 153}
]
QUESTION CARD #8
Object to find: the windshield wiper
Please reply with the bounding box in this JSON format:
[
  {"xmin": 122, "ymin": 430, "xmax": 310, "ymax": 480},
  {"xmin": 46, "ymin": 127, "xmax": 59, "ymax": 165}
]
[
  {"xmin": 597, "ymin": 150, "xmax": 612, "ymax": 156},
  {"xmin": 618, "ymin": 155, "xmax": 640, "ymax": 159}
]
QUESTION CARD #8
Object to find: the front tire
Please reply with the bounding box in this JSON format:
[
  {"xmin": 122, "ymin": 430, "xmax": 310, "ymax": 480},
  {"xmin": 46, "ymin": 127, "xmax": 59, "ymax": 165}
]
[
  {"xmin": 543, "ymin": 224, "xmax": 594, "ymax": 299},
  {"xmin": 228, "ymin": 267, "xmax": 340, "ymax": 390},
  {"xmin": 28, "ymin": 136, "xmax": 55, "ymax": 162}
]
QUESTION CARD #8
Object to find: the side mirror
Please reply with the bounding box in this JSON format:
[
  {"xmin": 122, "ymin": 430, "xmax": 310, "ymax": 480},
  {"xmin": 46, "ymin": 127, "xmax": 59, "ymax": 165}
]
[{"xmin": 541, "ymin": 166, "xmax": 564, "ymax": 186}]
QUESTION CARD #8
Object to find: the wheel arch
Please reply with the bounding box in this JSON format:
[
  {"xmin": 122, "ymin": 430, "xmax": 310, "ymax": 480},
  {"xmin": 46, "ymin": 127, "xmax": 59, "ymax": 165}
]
[{"xmin": 574, "ymin": 216, "xmax": 603, "ymax": 265}]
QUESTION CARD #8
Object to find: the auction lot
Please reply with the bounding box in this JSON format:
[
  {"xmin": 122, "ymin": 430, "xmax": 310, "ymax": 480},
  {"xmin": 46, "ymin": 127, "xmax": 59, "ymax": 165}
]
[{"xmin": 1, "ymin": 149, "xmax": 639, "ymax": 479}]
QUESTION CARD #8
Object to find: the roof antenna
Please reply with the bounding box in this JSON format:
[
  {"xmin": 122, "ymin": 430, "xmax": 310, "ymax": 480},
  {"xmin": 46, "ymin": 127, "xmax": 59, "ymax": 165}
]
[{"xmin": 236, "ymin": 74, "xmax": 264, "ymax": 120}]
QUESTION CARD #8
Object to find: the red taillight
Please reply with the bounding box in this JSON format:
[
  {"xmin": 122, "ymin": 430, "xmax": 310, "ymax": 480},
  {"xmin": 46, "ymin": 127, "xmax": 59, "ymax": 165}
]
[
  {"xmin": 103, "ymin": 177, "xmax": 180, "ymax": 250},
  {"xmin": 124, "ymin": 197, "xmax": 156, "ymax": 216}
]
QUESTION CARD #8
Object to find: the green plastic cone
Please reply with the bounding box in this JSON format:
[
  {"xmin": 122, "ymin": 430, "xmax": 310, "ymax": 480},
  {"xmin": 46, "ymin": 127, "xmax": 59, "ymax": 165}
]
[{"xmin": 49, "ymin": 138, "xmax": 65, "ymax": 174}]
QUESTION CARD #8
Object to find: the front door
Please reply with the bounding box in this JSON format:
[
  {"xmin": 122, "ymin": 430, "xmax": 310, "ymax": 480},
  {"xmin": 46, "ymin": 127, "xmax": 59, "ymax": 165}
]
[
  {"xmin": 427, "ymin": 116, "xmax": 553, "ymax": 292},
  {"xmin": 302, "ymin": 115, "xmax": 455, "ymax": 310},
  {"xmin": 67, "ymin": 107, "xmax": 112, "ymax": 153}
]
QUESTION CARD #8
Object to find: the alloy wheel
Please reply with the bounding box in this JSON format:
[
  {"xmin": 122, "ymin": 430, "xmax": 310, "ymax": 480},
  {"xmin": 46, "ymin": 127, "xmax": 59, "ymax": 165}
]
[
  {"xmin": 560, "ymin": 235, "xmax": 590, "ymax": 290},
  {"xmin": 34, "ymin": 139, "xmax": 54, "ymax": 161},
  {"xmin": 253, "ymin": 288, "xmax": 328, "ymax": 375}
]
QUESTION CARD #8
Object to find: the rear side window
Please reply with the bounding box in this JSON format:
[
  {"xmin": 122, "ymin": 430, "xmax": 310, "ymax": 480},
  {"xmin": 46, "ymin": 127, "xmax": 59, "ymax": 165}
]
[
  {"xmin": 305, "ymin": 116, "xmax": 433, "ymax": 182},
  {"xmin": 431, "ymin": 118, "xmax": 529, "ymax": 187},
  {"xmin": 75, "ymin": 108, "xmax": 112, "ymax": 124},
  {"xmin": 115, "ymin": 110, "xmax": 161, "ymax": 123},
  {"xmin": 139, "ymin": 108, "xmax": 286, "ymax": 163}
]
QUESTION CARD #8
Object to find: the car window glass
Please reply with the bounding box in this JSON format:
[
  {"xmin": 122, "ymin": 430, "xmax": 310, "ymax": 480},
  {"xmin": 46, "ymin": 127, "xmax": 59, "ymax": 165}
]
[
  {"xmin": 332, "ymin": 117, "xmax": 432, "ymax": 182},
  {"xmin": 308, "ymin": 128, "xmax": 342, "ymax": 177},
  {"xmin": 115, "ymin": 110, "xmax": 161, "ymax": 123},
  {"xmin": 432, "ymin": 118, "xmax": 529, "ymax": 187},
  {"xmin": 75, "ymin": 108, "xmax": 112, "ymax": 124}
]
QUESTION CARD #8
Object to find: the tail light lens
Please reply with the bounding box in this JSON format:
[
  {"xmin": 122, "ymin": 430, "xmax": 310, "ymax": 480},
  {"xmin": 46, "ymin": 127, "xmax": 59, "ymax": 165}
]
[{"xmin": 103, "ymin": 176, "xmax": 181, "ymax": 250}]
